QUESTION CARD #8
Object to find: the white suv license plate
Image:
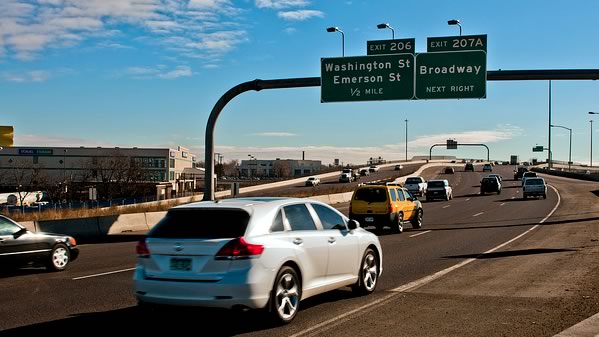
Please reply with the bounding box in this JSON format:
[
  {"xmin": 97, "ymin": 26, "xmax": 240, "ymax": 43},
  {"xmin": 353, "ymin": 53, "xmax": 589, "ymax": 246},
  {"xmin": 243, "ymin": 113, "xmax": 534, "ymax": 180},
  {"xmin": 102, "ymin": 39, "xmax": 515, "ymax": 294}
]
[
  {"xmin": 170, "ymin": 257, "xmax": 192, "ymax": 271},
  {"xmin": 365, "ymin": 217, "xmax": 374, "ymax": 222}
]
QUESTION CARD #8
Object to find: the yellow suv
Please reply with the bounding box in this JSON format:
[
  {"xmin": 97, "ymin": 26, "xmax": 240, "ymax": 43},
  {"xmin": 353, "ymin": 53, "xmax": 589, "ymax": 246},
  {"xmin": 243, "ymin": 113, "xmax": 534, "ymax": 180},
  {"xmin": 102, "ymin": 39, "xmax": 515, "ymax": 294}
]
[{"xmin": 349, "ymin": 183, "xmax": 423, "ymax": 233}]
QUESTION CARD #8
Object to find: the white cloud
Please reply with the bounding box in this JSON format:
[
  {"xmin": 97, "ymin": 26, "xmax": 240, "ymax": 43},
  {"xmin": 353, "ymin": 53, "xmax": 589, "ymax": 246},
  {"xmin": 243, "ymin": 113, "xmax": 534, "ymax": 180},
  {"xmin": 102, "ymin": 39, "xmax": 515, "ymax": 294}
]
[
  {"xmin": 283, "ymin": 27, "xmax": 297, "ymax": 34},
  {"xmin": 2, "ymin": 70, "xmax": 51, "ymax": 82},
  {"xmin": 0, "ymin": 0, "xmax": 247, "ymax": 62},
  {"xmin": 255, "ymin": 0, "xmax": 310, "ymax": 9},
  {"xmin": 124, "ymin": 65, "xmax": 192, "ymax": 80},
  {"xmin": 14, "ymin": 134, "xmax": 120, "ymax": 148},
  {"xmin": 253, "ymin": 132, "xmax": 297, "ymax": 137},
  {"xmin": 185, "ymin": 30, "xmax": 248, "ymax": 53},
  {"xmin": 409, "ymin": 126, "xmax": 522, "ymax": 149},
  {"xmin": 158, "ymin": 65, "xmax": 192, "ymax": 79},
  {"xmin": 277, "ymin": 10, "xmax": 323, "ymax": 21}
]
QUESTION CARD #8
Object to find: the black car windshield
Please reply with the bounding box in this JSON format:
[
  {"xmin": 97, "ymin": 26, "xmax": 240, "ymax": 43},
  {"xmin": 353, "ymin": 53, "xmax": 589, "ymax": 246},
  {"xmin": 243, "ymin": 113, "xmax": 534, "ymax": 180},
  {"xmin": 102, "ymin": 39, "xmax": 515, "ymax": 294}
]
[{"xmin": 148, "ymin": 208, "xmax": 250, "ymax": 239}]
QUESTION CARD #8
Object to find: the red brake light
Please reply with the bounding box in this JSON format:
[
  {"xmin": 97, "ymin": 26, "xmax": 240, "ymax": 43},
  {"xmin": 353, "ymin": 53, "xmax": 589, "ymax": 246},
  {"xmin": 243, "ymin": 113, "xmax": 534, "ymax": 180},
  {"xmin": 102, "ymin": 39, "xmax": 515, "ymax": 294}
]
[
  {"xmin": 136, "ymin": 240, "xmax": 150, "ymax": 258},
  {"xmin": 215, "ymin": 237, "xmax": 264, "ymax": 260}
]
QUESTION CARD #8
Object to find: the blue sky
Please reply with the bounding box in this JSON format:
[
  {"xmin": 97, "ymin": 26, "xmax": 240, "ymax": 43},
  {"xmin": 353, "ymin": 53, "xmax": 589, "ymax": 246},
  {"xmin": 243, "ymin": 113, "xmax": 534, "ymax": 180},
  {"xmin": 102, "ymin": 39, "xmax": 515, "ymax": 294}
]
[{"xmin": 1, "ymin": 0, "xmax": 599, "ymax": 165}]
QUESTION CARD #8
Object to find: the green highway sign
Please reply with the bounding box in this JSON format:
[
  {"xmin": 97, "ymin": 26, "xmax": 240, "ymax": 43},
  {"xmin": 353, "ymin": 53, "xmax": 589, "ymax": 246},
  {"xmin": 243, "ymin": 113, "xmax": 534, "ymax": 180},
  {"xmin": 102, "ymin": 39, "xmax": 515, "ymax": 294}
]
[
  {"xmin": 367, "ymin": 38, "xmax": 415, "ymax": 55},
  {"xmin": 415, "ymin": 50, "xmax": 487, "ymax": 100},
  {"xmin": 533, "ymin": 146, "xmax": 544, "ymax": 152},
  {"xmin": 447, "ymin": 139, "xmax": 458, "ymax": 149},
  {"xmin": 427, "ymin": 34, "xmax": 487, "ymax": 52},
  {"xmin": 321, "ymin": 54, "xmax": 415, "ymax": 103}
]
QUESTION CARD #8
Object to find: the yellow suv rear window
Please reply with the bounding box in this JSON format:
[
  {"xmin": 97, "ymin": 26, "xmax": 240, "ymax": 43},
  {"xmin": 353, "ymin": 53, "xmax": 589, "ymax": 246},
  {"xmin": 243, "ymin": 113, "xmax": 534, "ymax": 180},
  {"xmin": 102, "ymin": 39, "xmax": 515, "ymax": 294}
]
[{"xmin": 353, "ymin": 188, "xmax": 388, "ymax": 202}]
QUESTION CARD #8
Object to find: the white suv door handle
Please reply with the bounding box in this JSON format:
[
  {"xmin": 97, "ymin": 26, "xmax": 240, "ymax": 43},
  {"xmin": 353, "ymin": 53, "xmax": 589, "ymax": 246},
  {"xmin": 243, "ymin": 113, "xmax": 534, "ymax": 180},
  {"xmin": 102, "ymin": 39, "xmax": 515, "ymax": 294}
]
[
  {"xmin": 293, "ymin": 238, "xmax": 303, "ymax": 245},
  {"xmin": 328, "ymin": 237, "xmax": 336, "ymax": 244}
]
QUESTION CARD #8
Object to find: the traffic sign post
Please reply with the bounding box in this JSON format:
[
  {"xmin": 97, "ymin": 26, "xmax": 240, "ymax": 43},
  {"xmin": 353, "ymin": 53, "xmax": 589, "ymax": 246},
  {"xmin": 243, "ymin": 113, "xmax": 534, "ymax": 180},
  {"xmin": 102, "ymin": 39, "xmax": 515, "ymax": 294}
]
[
  {"xmin": 415, "ymin": 50, "xmax": 487, "ymax": 99},
  {"xmin": 367, "ymin": 38, "xmax": 415, "ymax": 55},
  {"xmin": 321, "ymin": 54, "xmax": 415, "ymax": 103}
]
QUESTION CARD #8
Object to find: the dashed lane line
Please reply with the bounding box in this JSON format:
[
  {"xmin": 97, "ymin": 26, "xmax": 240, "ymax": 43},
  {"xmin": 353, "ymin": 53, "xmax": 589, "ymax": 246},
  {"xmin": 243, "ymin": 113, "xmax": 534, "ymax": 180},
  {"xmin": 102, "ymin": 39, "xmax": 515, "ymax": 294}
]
[
  {"xmin": 409, "ymin": 230, "xmax": 432, "ymax": 238},
  {"xmin": 473, "ymin": 212, "xmax": 484, "ymax": 217},
  {"xmin": 72, "ymin": 267, "xmax": 136, "ymax": 280}
]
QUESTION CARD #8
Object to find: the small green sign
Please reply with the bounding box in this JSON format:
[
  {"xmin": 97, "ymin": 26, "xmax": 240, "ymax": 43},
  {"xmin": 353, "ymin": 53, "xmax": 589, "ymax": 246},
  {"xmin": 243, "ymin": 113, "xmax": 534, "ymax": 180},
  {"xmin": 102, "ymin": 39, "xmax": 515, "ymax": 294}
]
[
  {"xmin": 321, "ymin": 54, "xmax": 415, "ymax": 103},
  {"xmin": 427, "ymin": 34, "xmax": 487, "ymax": 52},
  {"xmin": 415, "ymin": 50, "xmax": 486, "ymax": 100},
  {"xmin": 533, "ymin": 146, "xmax": 544, "ymax": 152},
  {"xmin": 447, "ymin": 139, "xmax": 458, "ymax": 149},
  {"xmin": 367, "ymin": 38, "xmax": 415, "ymax": 55}
]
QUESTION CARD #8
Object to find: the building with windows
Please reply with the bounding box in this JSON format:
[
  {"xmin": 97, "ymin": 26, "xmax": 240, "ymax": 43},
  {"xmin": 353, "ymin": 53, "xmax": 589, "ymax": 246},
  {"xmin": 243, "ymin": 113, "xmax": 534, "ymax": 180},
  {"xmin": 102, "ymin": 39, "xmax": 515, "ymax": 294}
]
[
  {"xmin": 239, "ymin": 159, "xmax": 322, "ymax": 177},
  {"xmin": 0, "ymin": 145, "xmax": 201, "ymax": 199}
]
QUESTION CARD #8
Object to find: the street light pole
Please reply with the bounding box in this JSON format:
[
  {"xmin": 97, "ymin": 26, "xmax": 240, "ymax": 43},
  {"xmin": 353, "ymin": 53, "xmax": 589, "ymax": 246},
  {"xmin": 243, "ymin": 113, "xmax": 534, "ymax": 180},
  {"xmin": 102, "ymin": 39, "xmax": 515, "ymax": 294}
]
[
  {"xmin": 326, "ymin": 27, "xmax": 345, "ymax": 57},
  {"xmin": 550, "ymin": 124, "xmax": 572, "ymax": 171},
  {"xmin": 548, "ymin": 80, "xmax": 552, "ymax": 168},
  {"xmin": 448, "ymin": 19, "xmax": 462, "ymax": 36},
  {"xmin": 589, "ymin": 112, "xmax": 599, "ymax": 167},
  {"xmin": 377, "ymin": 23, "xmax": 395, "ymax": 40},
  {"xmin": 405, "ymin": 119, "xmax": 408, "ymax": 161}
]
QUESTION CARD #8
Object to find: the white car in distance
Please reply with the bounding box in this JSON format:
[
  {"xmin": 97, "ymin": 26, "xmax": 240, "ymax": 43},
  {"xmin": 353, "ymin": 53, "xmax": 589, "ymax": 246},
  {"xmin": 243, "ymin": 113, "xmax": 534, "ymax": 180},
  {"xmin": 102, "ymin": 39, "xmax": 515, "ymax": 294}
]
[
  {"xmin": 305, "ymin": 177, "xmax": 320, "ymax": 186},
  {"xmin": 134, "ymin": 198, "xmax": 383, "ymax": 324}
]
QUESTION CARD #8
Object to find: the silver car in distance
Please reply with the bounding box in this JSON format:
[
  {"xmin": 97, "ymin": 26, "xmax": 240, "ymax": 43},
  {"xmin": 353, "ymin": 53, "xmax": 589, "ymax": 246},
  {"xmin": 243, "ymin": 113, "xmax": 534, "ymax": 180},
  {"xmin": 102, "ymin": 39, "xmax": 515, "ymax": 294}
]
[{"xmin": 134, "ymin": 197, "xmax": 383, "ymax": 324}]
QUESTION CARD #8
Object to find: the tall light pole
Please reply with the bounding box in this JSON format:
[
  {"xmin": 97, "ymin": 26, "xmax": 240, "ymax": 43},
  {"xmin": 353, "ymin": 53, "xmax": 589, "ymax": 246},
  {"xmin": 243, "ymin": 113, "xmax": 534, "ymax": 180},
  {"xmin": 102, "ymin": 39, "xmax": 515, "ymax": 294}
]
[
  {"xmin": 550, "ymin": 124, "xmax": 572, "ymax": 171},
  {"xmin": 405, "ymin": 119, "xmax": 408, "ymax": 161},
  {"xmin": 589, "ymin": 112, "xmax": 598, "ymax": 167},
  {"xmin": 548, "ymin": 80, "xmax": 553, "ymax": 168},
  {"xmin": 377, "ymin": 23, "xmax": 395, "ymax": 40},
  {"xmin": 448, "ymin": 19, "xmax": 462, "ymax": 36},
  {"xmin": 326, "ymin": 26, "xmax": 345, "ymax": 57}
]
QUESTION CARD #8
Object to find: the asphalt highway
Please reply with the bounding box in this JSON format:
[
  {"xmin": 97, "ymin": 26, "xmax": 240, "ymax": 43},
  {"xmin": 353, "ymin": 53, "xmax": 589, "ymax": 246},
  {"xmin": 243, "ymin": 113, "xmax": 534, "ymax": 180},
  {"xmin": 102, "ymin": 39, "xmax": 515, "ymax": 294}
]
[{"xmin": 1, "ymin": 165, "xmax": 598, "ymax": 337}]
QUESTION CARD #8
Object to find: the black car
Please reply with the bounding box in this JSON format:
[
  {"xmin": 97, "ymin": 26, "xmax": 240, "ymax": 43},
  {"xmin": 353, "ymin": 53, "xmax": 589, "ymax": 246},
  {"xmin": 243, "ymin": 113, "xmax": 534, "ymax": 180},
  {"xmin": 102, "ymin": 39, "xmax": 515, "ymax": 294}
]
[
  {"xmin": 480, "ymin": 177, "xmax": 501, "ymax": 195},
  {"xmin": 0, "ymin": 215, "xmax": 79, "ymax": 271},
  {"xmin": 464, "ymin": 163, "xmax": 474, "ymax": 172},
  {"xmin": 444, "ymin": 167, "xmax": 455, "ymax": 174},
  {"xmin": 514, "ymin": 167, "xmax": 528, "ymax": 180}
]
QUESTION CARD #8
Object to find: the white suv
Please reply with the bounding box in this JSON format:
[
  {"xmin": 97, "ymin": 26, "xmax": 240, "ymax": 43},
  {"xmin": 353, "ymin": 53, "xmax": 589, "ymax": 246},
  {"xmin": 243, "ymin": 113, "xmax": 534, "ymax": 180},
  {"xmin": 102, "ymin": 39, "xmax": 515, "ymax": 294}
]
[
  {"xmin": 134, "ymin": 198, "xmax": 382, "ymax": 324},
  {"xmin": 425, "ymin": 179, "xmax": 453, "ymax": 201}
]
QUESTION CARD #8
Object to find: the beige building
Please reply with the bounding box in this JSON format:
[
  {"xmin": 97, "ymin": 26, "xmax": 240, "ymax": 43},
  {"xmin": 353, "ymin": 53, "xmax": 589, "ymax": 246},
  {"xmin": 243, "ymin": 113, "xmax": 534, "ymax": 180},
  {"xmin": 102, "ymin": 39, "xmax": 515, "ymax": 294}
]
[
  {"xmin": 239, "ymin": 159, "xmax": 322, "ymax": 177},
  {"xmin": 0, "ymin": 145, "xmax": 201, "ymax": 198}
]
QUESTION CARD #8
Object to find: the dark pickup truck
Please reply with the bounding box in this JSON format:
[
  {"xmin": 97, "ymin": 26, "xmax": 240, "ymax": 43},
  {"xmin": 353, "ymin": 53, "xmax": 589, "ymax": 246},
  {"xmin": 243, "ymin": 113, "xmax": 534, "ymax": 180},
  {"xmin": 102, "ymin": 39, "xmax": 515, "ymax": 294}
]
[{"xmin": 514, "ymin": 167, "xmax": 529, "ymax": 180}]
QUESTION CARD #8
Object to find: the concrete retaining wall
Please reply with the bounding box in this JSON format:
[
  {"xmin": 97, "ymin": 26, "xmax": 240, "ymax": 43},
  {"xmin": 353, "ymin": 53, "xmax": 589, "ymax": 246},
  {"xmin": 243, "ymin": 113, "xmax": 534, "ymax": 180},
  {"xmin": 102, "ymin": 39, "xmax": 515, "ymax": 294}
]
[
  {"xmin": 31, "ymin": 161, "xmax": 456, "ymax": 240},
  {"xmin": 532, "ymin": 168, "xmax": 599, "ymax": 182}
]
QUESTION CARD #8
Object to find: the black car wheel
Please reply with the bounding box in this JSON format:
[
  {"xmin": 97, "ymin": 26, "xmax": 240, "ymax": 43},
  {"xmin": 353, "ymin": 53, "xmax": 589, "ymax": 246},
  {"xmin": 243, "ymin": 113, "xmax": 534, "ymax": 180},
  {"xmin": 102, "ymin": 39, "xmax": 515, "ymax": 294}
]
[
  {"xmin": 352, "ymin": 248, "xmax": 379, "ymax": 295},
  {"xmin": 270, "ymin": 266, "xmax": 301, "ymax": 324},
  {"xmin": 412, "ymin": 209, "xmax": 423, "ymax": 229},
  {"xmin": 47, "ymin": 244, "xmax": 70, "ymax": 271},
  {"xmin": 392, "ymin": 213, "xmax": 404, "ymax": 233}
]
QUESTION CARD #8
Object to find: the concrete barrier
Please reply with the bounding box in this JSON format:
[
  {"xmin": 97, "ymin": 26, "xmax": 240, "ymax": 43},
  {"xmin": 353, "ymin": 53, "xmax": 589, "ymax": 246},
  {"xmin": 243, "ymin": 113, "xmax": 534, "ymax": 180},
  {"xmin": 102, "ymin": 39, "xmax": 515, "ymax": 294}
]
[
  {"xmin": 98, "ymin": 213, "xmax": 149, "ymax": 235},
  {"xmin": 20, "ymin": 221, "xmax": 36, "ymax": 232},
  {"xmin": 36, "ymin": 217, "xmax": 101, "ymax": 239},
  {"xmin": 145, "ymin": 211, "xmax": 167, "ymax": 229}
]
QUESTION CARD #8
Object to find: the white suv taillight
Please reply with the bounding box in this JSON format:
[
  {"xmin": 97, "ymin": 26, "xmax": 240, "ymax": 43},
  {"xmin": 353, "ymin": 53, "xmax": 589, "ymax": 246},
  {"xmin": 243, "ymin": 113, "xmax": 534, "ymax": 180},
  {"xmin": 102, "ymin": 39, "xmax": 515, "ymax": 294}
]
[
  {"xmin": 215, "ymin": 237, "xmax": 264, "ymax": 260},
  {"xmin": 136, "ymin": 240, "xmax": 150, "ymax": 258}
]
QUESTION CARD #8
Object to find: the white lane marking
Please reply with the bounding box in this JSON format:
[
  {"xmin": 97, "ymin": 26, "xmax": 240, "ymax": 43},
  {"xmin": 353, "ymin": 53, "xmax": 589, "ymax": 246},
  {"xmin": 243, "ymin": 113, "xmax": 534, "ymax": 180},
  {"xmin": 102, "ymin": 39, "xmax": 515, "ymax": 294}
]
[
  {"xmin": 290, "ymin": 185, "xmax": 562, "ymax": 337},
  {"xmin": 511, "ymin": 196, "xmax": 516, "ymax": 199},
  {"xmin": 500, "ymin": 203, "xmax": 506, "ymax": 206},
  {"xmin": 442, "ymin": 205, "xmax": 450, "ymax": 209},
  {"xmin": 466, "ymin": 198, "xmax": 471, "ymax": 201},
  {"xmin": 473, "ymin": 212, "xmax": 484, "ymax": 217},
  {"xmin": 409, "ymin": 230, "xmax": 432, "ymax": 238},
  {"xmin": 392, "ymin": 184, "xmax": 561, "ymax": 295},
  {"xmin": 72, "ymin": 267, "xmax": 136, "ymax": 280}
]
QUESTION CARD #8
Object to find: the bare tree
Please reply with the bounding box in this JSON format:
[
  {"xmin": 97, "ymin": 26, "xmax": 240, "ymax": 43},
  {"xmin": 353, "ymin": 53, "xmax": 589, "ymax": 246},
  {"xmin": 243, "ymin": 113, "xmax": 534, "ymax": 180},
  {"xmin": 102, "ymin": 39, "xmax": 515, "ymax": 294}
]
[
  {"xmin": 5, "ymin": 158, "xmax": 48, "ymax": 207},
  {"xmin": 83, "ymin": 151, "xmax": 150, "ymax": 200},
  {"xmin": 273, "ymin": 160, "xmax": 292, "ymax": 178}
]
